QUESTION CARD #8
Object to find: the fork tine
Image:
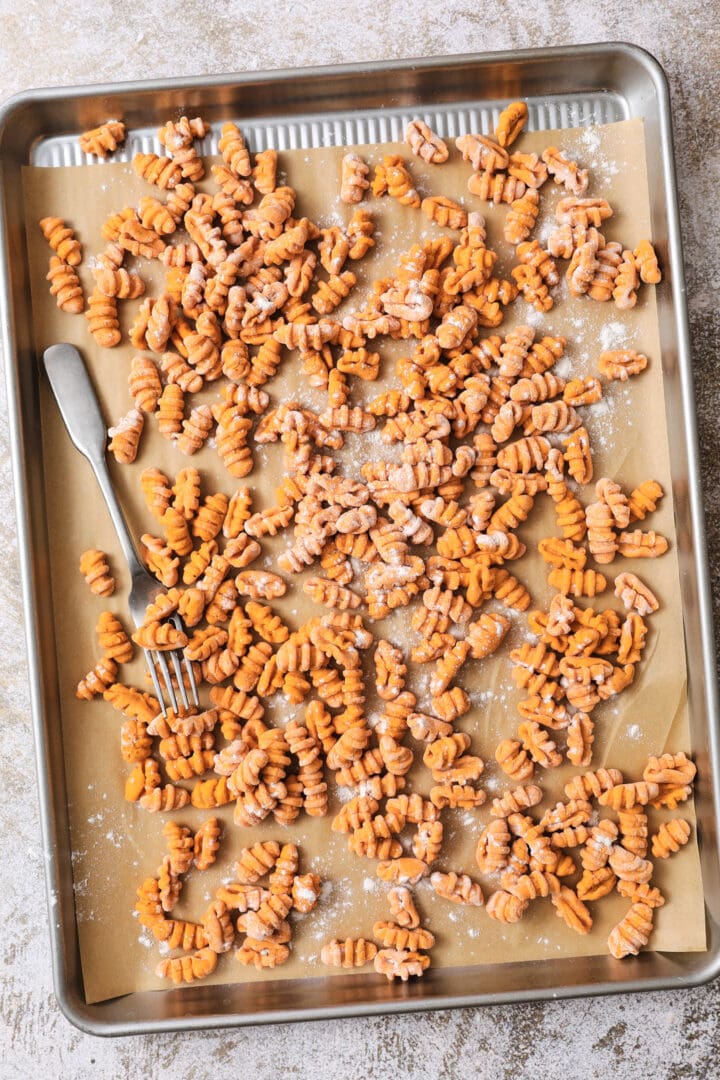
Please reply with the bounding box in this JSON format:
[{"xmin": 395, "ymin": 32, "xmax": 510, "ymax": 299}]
[
  {"xmin": 170, "ymin": 612, "xmax": 200, "ymax": 709},
  {"xmin": 170, "ymin": 648, "xmax": 190, "ymax": 711},
  {"xmin": 144, "ymin": 648, "xmax": 169, "ymax": 717},
  {"xmin": 185, "ymin": 653, "xmax": 200, "ymax": 709},
  {"xmin": 155, "ymin": 650, "xmax": 179, "ymax": 714}
]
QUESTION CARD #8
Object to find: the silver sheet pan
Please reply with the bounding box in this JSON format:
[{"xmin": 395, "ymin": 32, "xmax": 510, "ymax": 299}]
[{"xmin": 1, "ymin": 44, "xmax": 719, "ymax": 1035}]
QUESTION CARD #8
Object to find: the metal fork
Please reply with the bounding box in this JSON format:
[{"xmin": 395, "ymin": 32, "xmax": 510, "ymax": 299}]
[{"xmin": 43, "ymin": 343, "xmax": 199, "ymax": 716}]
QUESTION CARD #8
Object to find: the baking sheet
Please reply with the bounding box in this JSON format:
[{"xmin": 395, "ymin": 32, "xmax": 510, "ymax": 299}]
[{"xmin": 22, "ymin": 116, "xmax": 704, "ymax": 1006}]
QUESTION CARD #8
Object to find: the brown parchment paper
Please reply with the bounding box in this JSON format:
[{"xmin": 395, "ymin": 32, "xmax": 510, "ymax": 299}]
[{"xmin": 22, "ymin": 117, "xmax": 705, "ymax": 1006}]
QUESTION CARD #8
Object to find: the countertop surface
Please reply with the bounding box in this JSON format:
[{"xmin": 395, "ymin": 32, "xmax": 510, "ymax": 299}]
[{"xmin": 2, "ymin": 5, "xmax": 719, "ymax": 1078}]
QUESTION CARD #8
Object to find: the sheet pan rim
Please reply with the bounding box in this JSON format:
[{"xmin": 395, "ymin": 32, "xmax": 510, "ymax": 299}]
[
  {"xmin": 53, "ymin": 946, "xmax": 720, "ymax": 1038},
  {"xmin": 0, "ymin": 41, "xmax": 660, "ymax": 123},
  {"xmin": 3, "ymin": 42, "xmax": 720, "ymax": 1034}
]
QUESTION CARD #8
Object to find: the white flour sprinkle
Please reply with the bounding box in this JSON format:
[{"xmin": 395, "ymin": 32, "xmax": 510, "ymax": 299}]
[
  {"xmin": 521, "ymin": 305, "xmax": 546, "ymax": 328},
  {"xmin": 580, "ymin": 128, "xmax": 601, "ymax": 157},
  {"xmin": 320, "ymin": 880, "xmax": 334, "ymax": 902},
  {"xmin": 599, "ymin": 320, "xmax": 633, "ymax": 352},
  {"xmin": 536, "ymin": 216, "xmax": 557, "ymax": 245}
]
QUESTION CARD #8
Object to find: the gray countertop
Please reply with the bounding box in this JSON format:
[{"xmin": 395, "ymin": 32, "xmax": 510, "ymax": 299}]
[{"xmin": 2, "ymin": 5, "xmax": 719, "ymax": 1077}]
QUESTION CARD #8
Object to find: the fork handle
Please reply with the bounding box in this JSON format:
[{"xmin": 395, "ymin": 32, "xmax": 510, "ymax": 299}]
[{"xmin": 43, "ymin": 343, "xmax": 146, "ymax": 577}]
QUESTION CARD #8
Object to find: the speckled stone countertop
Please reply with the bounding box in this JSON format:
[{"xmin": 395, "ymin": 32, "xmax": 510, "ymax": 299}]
[{"xmin": 2, "ymin": 5, "xmax": 719, "ymax": 1077}]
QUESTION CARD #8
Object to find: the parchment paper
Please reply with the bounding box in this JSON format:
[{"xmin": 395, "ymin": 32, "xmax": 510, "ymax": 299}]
[{"xmin": 22, "ymin": 117, "xmax": 705, "ymax": 1006}]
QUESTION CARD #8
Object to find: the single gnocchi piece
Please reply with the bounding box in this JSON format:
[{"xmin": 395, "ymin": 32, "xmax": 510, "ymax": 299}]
[
  {"xmin": 613, "ymin": 250, "xmax": 639, "ymax": 310},
  {"xmin": 547, "ymin": 567, "xmax": 607, "ymax": 598},
  {"xmin": 321, "ymin": 938, "xmax": 378, "ymax": 967},
  {"xmin": 541, "ymin": 146, "xmax": 589, "ymax": 196},
  {"xmin": 38, "ymin": 216, "xmax": 82, "ymax": 265},
  {"xmin": 194, "ymin": 817, "xmax": 221, "ymax": 871},
  {"xmin": 643, "ymin": 751, "xmax": 696, "ymax": 787},
  {"xmin": 564, "ymin": 767, "xmax": 624, "ymax": 802},
  {"xmin": 373, "ymin": 948, "xmax": 430, "ymax": 982},
  {"xmin": 235, "ymin": 841, "xmax": 281, "ymax": 884},
  {"xmin": 373, "ymin": 921, "xmax": 435, "ymax": 952},
  {"xmin": 486, "ymin": 890, "xmax": 527, "ymax": 924},
  {"xmin": 118, "ymin": 218, "xmax": 166, "ymax": 260},
  {"xmin": 512, "ymin": 263, "xmax": 553, "ymax": 313},
  {"xmin": 138, "ymin": 195, "xmax": 176, "ymax": 237},
  {"xmin": 76, "ymin": 656, "xmax": 117, "ymax": 699},
  {"xmin": 292, "ymin": 873, "xmax": 322, "ymax": 913},
  {"xmin": 177, "ymin": 404, "xmax": 214, "ymax": 455},
  {"xmin": 598, "ymin": 782, "xmax": 660, "ymax": 811},
  {"xmin": 155, "ymin": 946, "xmax": 218, "ymax": 984},
  {"xmin": 340, "ymin": 152, "xmax": 370, "ymax": 204},
  {"xmin": 617, "ymin": 529, "xmax": 669, "ymax": 559},
  {"xmin": 218, "ymin": 122, "xmax": 252, "ymax": 177},
  {"xmin": 236, "ymin": 939, "xmax": 290, "ymax": 969},
  {"xmin": 633, "ymin": 240, "xmax": 662, "ymax": 284},
  {"xmin": 201, "ymin": 900, "xmax": 235, "ymax": 954},
  {"xmin": 495, "ymin": 738, "xmax": 534, "ymax": 782},
  {"xmin": 430, "ymin": 870, "xmax": 484, "ymax": 906},
  {"xmin": 132, "ymin": 619, "xmax": 187, "ymax": 652},
  {"xmin": 456, "ymin": 133, "xmax": 509, "ymax": 173},
  {"xmin": 566, "ymin": 238, "xmax": 600, "ymax": 297},
  {"xmin": 376, "ymin": 857, "xmax": 429, "ymax": 885},
  {"xmin": 405, "ymin": 120, "xmax": 449, "ymax": 163},
  {"xmin": 491, "ymin": 784, "xmax": 543, "ymax": 818},
  {"xmin": 96, "ymin": 610, "xmax": 133, "ymax": 662},
  {"xmin": 79, "ymin": 120, "xmax": 126, "ymax": 157},
  {"xmin": 303, "ymin": 576, "xmax": 362, "ymax": 611},
  {"xmin": 607, "ymin": 902, "xmax": 654, "ymax": 959},
  {"xmin": 253, "ymin": 149, "xmax": 278, "ymax": 195},
  {"xmin": 46, "ymin": 255, "xmax": 84, "ymax": 313},
  {"xmin": 504, "ymin": 190, "xmax": 540, "ymax": 245},
  {"xmin": 385, "ymin": 885, "xmax": 420, "ymax": 929},
  {"xmin": 598, "ymin": 349, "xmax": 648, "ymax": 381},
  {"xmin": 79, "ymin": 548, "xmax": 115, "ymax": 596},
  {"xmin": 551, "ymin": 886, "xmax": 592, "ymax": 935},
  {"xmin": 627, "ymin": 479, "xmax": 664, "ymax": 523},
  {"xmin": 374, "ymin": 639, "xmax": 406, "ymax": 700},
  {"xmin": 475, "ymin": 818, "xmax": 511, "ymax": 874},
  {"xmin": 85, "ymin": 289, "xmax": 121, "ymax": 348},
  {"xmin": 107, "ymin": 406, "xmax": 144, "ymax": 462},
  {"xmin": 467, "ymin": 170, "xmax": 524, "ymax": 203},
  {"xmin": 563, "ymin": 427, "xmax": 593, "ymax": 484},
  {"xmin": 421, "ymin": 195, "xmax": 467, "ymax": 230},
  {"xmin": 129, "ymin": 355, "xmax": 162, "ymax": 413},
  {"xmin": 495, "ymin": 101, "xmax": 528, "ymax": 148},
  {"xmin": 508, "ymin": 151, "xmax": 548, "ymax": 189},
  {"xmin": 613, "ymin": 570, "xmax": 660, "ymax": 613},
  {"xmin": 372, "ymin": 154, "xmax": 421, "ymax": 208},
  {"xmin": 651, "ymin": 819, "xmax": 691, "ymax": 859}
]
